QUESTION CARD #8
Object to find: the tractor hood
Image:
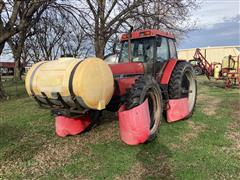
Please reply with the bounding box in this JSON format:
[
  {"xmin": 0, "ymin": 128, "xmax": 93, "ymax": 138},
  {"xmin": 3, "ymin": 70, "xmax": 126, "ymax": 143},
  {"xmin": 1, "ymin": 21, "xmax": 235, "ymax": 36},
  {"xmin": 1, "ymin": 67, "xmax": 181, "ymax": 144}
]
[{"xmin": 108, "ymin": 62, "xmax": 144, "ymax": 77}]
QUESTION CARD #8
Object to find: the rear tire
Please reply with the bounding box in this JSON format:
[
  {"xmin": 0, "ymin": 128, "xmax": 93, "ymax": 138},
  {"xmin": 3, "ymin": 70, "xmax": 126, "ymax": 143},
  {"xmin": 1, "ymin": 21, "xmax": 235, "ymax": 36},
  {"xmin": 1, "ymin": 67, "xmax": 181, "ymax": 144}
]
[
  {"xmin": 168, "ymin": 62, "xmax": 197, "ymax": 118},
  {"xmin": 125, "ymin": 76, "xmax": 163, "ymax": 142}
]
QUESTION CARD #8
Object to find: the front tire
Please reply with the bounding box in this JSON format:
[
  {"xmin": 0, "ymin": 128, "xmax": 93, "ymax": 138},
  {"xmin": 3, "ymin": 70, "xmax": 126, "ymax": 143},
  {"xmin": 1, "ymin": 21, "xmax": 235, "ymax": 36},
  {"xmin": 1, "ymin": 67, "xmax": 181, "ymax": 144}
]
[{"xmin": 125, "ymin": 76, "xmax": 163, "ymax": 142}]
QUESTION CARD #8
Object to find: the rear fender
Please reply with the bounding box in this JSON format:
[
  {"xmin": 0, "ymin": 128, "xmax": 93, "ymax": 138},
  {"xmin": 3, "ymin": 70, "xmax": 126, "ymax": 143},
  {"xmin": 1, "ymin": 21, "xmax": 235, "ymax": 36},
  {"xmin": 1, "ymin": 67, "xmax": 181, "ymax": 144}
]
[
  {"xmin": 160, "ymin": 59, "xmax": 190, "ymax": 122},
  {"xmin": 160, "ymin": 59, "xmax": 184, "ymax": 84}
]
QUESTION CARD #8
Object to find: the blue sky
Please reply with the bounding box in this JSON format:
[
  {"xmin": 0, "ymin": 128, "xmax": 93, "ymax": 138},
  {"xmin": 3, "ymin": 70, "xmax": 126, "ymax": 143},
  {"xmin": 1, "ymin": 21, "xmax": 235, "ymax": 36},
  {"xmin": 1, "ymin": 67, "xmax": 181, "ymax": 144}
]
[{"xmin": 179, "ymin": 0, "xmax": 240, "ymax": 49}]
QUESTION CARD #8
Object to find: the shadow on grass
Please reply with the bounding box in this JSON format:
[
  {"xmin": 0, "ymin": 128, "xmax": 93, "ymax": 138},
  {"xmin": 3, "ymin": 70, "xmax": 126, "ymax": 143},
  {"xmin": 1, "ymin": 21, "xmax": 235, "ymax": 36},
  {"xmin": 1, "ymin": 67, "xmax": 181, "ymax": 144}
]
[
  {"xmin": 137, "ymin": 140, "xmax": 174, "ymax": 179},
  {"xmin": 92, "ymin": 110, "xmax": 174, "ymax": 179},
  {"xmin": 0, "ymin": 124, "xmax": 24, "ymax": 150},
  {"xmin": 95, "ymin": 110, "xmax": 118, "ymax": 127},
  {"xmin": 0, "ymin": 123, "xmax": 46, "ymax": 162}
]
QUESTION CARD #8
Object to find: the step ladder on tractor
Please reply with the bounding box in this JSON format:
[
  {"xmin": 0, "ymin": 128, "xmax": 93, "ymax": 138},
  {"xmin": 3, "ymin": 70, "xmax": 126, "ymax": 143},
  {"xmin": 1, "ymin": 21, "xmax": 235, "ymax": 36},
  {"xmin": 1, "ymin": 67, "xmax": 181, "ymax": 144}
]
[{"xmin": 193, "ymin": 48, "xmax": 240, "ymax": 88}]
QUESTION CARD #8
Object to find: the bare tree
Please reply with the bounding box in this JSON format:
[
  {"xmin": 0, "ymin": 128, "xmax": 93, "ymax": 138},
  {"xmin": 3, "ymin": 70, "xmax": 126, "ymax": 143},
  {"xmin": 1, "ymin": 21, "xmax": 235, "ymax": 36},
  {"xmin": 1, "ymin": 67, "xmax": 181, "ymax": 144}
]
[
  {"xmin": 0, "ymin": 0, "xmax": 54, "ymax": 55},
  {"xmin": 76, "ymin": 0, "xmax": 140, "ymax": 58},
  {"xmin": 35, "ymin": 11, "xmax": 65, "ymax": 60},
  {"xmin": 24, "ymin": 6, "xmax": 90, "ymax": 62},
  {"xmin": 132, "ymin": 1, "xmax": 197, "ymax": 38},
  {"xmin": 7, "ymin": 28, "xmax": 33, "ymax": 80},
  {"xmin": 59, "ymin": 26, "xmax": 91, "ymax": 58},
  {"xmin": 0, "ymin": 0, "xmax": 53, "ymax": 97},
  {"xmin": 76, "ymin": 0, "xmax": 198, "ymax": 59},
  {"xmin": 0, "ymin": 0, "xmax": 55, "ymax": 99}
]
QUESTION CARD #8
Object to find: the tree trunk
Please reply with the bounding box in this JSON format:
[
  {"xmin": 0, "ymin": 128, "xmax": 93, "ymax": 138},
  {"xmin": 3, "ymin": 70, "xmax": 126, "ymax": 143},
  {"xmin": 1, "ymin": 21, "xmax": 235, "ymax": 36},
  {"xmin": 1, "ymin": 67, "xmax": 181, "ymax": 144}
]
[
  {"xmin": 0, "ymin": 74, "xmax": 7, "ymax": 100},
  {"xmin": 9, "ymin": 30, "xmax": 26, "ymax": 80},
  {"xmin": 0, "ymin": 42, "xmax": 8, "ymax": 100},
  {"xmin": 94, "ymin": 0, "xmax": 106, "ymax": 59},
  {"xmin": 14, "ymin": 59, "xmax": 21, "ymax": 80},
  {"xmin": 95, "ymin": 41, "xmax": 105, "ymax": 59},
  {"xmin": 0, "ymin": 42, "xmax": 5, "ymax": 55}
]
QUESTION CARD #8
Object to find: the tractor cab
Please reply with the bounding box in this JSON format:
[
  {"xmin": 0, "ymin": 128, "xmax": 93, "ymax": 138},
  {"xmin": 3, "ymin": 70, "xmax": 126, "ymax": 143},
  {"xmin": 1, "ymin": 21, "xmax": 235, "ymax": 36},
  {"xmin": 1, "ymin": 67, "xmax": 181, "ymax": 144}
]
[
  {"xmin": 120, "ymin": 30, "xmax": 177, "ymax": 61},
  {"xmin": 117, "ymin": 29, "xmax": 178, "ymax": 76}
]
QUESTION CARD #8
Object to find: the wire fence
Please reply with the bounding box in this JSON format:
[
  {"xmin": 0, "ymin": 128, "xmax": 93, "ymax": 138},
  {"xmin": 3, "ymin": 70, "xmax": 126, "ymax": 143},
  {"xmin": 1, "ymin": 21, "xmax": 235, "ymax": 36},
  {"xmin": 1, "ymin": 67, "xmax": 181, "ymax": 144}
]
[{"xmin": 1, "ymin": 75, "xmax": 26, "ymax": 99}]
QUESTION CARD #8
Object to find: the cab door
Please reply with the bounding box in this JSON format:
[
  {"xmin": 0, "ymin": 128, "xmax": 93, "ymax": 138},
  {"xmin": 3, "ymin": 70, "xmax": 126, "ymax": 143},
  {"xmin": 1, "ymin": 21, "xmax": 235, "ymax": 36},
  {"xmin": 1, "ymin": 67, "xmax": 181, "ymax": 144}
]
[
  {"xmin": 154, "ymin": 37, "xmax": 170, "ymax": 78},
  {"xmin": 168, "ymin": 38, "xmax": 178, "ymax": 60}
]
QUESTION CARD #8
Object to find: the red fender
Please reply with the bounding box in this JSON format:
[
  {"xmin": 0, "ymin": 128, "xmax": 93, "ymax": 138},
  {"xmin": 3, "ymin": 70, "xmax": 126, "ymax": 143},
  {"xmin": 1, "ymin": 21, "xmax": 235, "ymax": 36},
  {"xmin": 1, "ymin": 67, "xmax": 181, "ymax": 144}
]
[
  {"xmin": 160, "ymin": 59, "xmax": 180, "ymax": 84},
  {"xmin": 118, "ymin": 99, "xmax": 150, "ymax": 145},
  {"xmin": 167, "ymin": 98, "xmax": 189, "ymax": 122},
  {"xmin": 55, "ymin": 115, "xmax": 91, "ymax": 137},
  {"xmin": 160, "ymin": 59, "xmax": 190, "ymax": 122}
]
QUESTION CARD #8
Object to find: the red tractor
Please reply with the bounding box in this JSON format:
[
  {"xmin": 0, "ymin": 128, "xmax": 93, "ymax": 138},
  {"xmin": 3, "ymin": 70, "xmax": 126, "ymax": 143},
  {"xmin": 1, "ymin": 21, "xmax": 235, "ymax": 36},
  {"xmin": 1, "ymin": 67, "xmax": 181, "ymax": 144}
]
[
  {"xmin": 106, "ymin": 29, "xmax": 197, "ymax": 141},
  {"xmin": 26, "ymin": 29, "xmax": 197, "ymax": 144}
]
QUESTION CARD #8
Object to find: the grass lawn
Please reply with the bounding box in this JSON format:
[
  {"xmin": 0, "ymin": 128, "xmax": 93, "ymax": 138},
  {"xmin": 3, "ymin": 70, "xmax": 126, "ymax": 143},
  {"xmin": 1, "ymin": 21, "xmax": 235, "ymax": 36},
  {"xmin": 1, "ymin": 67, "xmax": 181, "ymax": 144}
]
[{"xmin": 0, "ymin": 76, "xmax": 239, "ymax": 179}]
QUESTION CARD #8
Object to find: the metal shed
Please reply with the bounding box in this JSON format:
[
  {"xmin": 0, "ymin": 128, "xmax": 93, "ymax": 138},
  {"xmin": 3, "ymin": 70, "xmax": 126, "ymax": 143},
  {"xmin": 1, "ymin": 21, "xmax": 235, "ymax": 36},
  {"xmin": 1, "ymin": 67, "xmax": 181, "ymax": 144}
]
[{"xmin": 178, "ymin": 46, "xmax": 240, "ymax": 63}]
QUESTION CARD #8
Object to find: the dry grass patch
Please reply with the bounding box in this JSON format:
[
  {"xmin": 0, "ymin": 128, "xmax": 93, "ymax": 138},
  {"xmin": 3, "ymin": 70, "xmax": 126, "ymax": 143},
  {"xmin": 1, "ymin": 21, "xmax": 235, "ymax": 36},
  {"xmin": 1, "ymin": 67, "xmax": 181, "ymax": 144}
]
[
  {"xmin": 197, "ymin": 93, "xmax": 209, "ymax": 102},
  {"xmin": 170, "ymin": 121, "xmax": 206, "ymax": 149},
  {"xmin": 202, "ymin": 96, "xmax": 221, "ymax": 116},
  {"xmin": 0, "ymin": 113, "xmax": 119, "ymax": 177},
  {"xmin": 181, "ymin": 121, "xmax": 206, "ymax": 143},
  {"xmin": 116, "ymin": 156, "xmax": 174, "ymax": 180},
  {"xmin": 115, "ymin": 162, "xmax": 145, "ymax": 180},
  {"xmin": 225, "ymin": 101, "xmax": 240, "ymax": 157}
]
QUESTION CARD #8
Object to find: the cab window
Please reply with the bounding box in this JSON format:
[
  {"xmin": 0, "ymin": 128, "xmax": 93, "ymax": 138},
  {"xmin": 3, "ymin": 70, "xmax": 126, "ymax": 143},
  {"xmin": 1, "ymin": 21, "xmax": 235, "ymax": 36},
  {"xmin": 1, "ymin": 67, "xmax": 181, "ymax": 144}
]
[
  {"xmin": 120, "ymin": 38, "xmax": 154, "ymax": 62},
  {"xmin": 156, "ymin": 37, "xmax": 169, "ymax": 62},
  {"xmin": 168, "ymin": 39, "xmax": 177, "ymax": 58}
]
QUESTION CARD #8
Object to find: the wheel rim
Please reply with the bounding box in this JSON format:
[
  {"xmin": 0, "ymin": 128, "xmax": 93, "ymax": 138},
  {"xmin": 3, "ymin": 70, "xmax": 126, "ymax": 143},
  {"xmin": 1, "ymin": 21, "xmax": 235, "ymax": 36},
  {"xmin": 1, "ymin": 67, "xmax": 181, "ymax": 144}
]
[
  {"xmin": 144, "ymin": 87, "xmax": 161, "ymax": 134},
  {"xmin": 183, "ymin": 71, "xmax": 196, "ymax": 112}
]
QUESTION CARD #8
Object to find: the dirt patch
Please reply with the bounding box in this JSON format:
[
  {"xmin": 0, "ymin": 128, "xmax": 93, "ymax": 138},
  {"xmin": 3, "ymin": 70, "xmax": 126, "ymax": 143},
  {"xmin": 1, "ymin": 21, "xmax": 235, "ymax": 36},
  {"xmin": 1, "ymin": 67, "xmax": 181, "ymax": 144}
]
[
  {"xmin": 182, "ymin": 121, "xmax": 206, "ymax": 143},
  {"xmin": 197, "ymin": 94, "xmax": 209, "ymax": 102},
  {"xmin": 198, "ymin": 93, "xmax": 221, "ymax": 116},
  {"xmin": 0, "ymin": 113, "xmax": 119, "ymax": 177},
  {"xmin": 225, "ymin": 101, "xmax": 240, "ymax": 156},
  {"xmin": 142, "ymin": 161, "xmax": 173, "ymax": 179},
  {"xmin": 170, "ymin": 121, "xmax": 206, "ymax": 149},
  {"xmin": 116, "ymin": 155, "xmax": 174, "ymax": 180},
  {"xmin": 202, "ymin": 96, "xmax": 221, "ymax": 116},
  {"xmin": 115, "ymin": 163, "xmax": 146, "ymax": 180}
]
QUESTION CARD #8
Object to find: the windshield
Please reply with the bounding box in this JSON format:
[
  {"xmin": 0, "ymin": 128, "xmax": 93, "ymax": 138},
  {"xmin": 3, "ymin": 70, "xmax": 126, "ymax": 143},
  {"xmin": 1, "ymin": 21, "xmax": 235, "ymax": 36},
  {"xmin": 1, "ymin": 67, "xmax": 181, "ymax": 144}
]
[{"xmin": 120, "ymin": 38, "xmax": 154, "ymax": 62}]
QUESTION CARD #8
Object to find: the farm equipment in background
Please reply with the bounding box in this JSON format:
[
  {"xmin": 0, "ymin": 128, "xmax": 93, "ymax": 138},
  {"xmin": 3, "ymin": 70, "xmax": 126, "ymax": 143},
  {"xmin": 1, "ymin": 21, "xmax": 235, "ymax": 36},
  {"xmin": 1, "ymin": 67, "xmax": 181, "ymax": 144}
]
[
  {"xmin": 193, "ymin": 48, "xmax": 240, "ymax": 88},
  {"xmin": 25, "ymin": 29, "xmax": 197, "ymax": 145},
  {"xmin": 189, "ymin": 59, "xmax": 204, "ymax": 76}
]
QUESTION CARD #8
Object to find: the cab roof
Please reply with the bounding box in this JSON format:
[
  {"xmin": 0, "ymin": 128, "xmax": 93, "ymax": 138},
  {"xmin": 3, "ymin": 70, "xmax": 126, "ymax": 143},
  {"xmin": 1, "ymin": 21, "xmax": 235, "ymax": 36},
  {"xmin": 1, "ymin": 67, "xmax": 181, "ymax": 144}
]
[{"xmin": 120, "ymin": 29, "xmax": 175, "ymax": 41}]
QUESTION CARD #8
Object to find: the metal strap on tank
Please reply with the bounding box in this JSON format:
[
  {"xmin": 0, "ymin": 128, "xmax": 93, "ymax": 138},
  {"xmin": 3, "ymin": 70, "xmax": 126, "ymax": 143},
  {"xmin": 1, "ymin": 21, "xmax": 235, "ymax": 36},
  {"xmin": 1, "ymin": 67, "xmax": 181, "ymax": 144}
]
[
  {"xmin": 68, "ymin": 60, "xmax": 83, "ymax": 109},
  {"xmin": 32, "ymin": 94, "xmax": 46, "ymax": 107},
  {"xmin": 56, "ymin": 92, "xmax": 70, "ymax": 108},
  {"xmin": 41, "ymin": 92, "xmax": 54, "ymax": 108}
]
